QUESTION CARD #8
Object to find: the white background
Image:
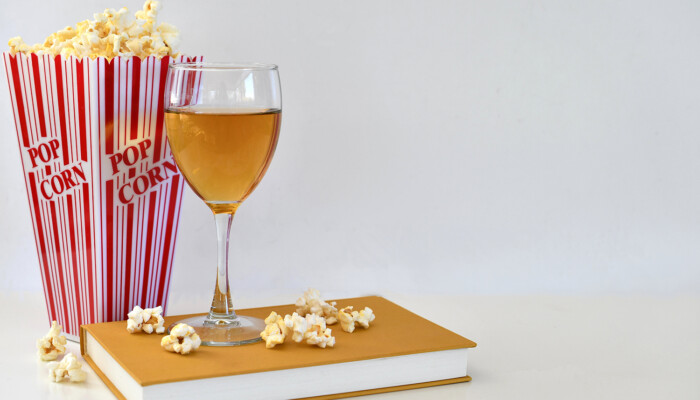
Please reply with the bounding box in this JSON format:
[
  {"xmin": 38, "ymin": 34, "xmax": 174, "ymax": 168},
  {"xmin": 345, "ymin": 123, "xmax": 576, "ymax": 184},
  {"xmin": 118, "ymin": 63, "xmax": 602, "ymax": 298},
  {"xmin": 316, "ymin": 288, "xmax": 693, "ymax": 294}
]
[{"xmin": 1, "ymin": 0, "xmax": 699, "ymax": 301}]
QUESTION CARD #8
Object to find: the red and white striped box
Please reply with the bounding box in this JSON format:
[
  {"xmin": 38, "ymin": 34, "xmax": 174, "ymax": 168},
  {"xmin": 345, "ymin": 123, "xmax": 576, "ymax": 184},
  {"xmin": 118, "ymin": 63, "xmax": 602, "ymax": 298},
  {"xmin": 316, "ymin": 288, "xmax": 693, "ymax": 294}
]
[{"xmin": 3, "ymin": 53, "xmax": 202, "ymax": 339}]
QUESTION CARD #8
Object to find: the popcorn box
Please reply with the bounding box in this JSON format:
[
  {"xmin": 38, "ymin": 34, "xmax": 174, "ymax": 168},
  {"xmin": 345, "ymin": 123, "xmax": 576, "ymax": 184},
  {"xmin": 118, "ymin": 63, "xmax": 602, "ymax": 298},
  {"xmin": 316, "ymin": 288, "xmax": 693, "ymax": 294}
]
[{"xmin": 3, "ymin": 53, "xmax": 202, "ymax": 339}]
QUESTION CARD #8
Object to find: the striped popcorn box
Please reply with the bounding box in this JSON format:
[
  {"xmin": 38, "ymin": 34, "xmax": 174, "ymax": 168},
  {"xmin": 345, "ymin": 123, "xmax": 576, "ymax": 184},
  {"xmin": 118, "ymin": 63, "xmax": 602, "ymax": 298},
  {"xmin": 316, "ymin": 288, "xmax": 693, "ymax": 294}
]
[{"xmin": 3, "ymin": 53, "xmax": 202, "ymax": 339}]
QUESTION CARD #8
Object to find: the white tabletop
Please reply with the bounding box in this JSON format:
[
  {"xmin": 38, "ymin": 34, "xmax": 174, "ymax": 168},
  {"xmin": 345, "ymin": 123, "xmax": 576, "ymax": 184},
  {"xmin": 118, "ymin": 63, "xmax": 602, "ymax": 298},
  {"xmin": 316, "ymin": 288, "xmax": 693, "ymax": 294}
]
[{"xmin": 4, "ymin": 291, "xmax": 699, "ymax": 399}]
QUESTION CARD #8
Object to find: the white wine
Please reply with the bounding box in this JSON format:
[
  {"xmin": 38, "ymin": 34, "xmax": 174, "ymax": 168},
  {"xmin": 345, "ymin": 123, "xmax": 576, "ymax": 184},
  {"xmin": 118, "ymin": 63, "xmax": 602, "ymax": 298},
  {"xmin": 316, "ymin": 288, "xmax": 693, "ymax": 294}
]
[{"xmin": 165, "ymin": 108, "xmax": 281, "ymax": 213}]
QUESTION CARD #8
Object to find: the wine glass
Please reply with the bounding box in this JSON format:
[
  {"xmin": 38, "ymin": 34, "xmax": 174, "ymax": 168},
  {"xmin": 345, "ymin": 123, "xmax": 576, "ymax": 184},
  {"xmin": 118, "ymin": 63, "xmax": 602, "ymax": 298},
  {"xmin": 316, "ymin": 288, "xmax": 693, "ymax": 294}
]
[{"xmin": 164, "ymin": 62, "xmax": 281, "ymax": 345}]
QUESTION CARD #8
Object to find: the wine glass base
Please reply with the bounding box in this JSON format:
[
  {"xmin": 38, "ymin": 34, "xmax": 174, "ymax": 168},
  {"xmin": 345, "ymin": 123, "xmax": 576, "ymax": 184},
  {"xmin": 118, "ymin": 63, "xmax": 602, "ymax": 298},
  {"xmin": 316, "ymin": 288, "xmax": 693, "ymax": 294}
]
[{"xmin": 168, "ymin": 315, "xmax": 266, "ymax": 346}]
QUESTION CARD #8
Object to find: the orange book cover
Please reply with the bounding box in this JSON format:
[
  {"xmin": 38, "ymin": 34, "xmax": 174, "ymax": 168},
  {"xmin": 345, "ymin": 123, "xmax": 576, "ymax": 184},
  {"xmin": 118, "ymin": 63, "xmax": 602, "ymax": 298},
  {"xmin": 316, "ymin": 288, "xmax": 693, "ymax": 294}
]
[{"xmin": 80, "ymin": 296, "xmax": 476, "ymax": 399}]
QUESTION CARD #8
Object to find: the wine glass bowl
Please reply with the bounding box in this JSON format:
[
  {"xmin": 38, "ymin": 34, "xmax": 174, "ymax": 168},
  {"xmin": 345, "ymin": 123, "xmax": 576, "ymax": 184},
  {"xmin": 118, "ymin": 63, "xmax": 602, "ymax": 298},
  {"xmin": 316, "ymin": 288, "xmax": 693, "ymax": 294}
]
[{"xmin": 164, "ymin": 62, "xmax": 281, "ymax": 345}]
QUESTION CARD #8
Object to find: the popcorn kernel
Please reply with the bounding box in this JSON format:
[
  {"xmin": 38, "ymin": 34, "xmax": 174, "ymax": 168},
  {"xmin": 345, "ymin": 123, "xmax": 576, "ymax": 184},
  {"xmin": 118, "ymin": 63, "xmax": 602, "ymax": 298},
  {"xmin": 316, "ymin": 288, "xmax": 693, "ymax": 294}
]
[{"xmin": 37, "ymin": 321, "xmax": 67, "ymax": 361}]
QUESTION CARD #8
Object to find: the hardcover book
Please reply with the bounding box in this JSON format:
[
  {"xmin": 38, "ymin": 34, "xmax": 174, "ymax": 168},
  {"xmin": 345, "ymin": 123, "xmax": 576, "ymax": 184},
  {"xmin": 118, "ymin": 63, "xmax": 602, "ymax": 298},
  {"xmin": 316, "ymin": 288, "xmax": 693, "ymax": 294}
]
[{"xmin": 80, "ymin": 296, "xmax": 476, "ymax": 399}]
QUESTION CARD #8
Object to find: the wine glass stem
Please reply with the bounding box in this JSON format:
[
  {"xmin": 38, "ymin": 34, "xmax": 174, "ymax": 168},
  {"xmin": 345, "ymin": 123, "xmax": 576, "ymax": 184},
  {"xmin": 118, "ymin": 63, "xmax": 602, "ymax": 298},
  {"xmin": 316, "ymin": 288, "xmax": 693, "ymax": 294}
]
[{"xmin": 209, "ymin": 210, "xmax": 237, "ymax": 320}]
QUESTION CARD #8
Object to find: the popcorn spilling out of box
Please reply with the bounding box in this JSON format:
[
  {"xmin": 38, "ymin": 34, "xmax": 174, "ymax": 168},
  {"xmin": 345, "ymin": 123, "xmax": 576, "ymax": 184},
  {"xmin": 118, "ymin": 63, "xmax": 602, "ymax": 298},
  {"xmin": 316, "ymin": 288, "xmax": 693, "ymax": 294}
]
[
  {"xmin": 8, "ymin": 0, "xmax": 178, "ymax": 59},
  {"xmin": 4, "ymin": 0, "xmax": 196, "ymax": 338}
]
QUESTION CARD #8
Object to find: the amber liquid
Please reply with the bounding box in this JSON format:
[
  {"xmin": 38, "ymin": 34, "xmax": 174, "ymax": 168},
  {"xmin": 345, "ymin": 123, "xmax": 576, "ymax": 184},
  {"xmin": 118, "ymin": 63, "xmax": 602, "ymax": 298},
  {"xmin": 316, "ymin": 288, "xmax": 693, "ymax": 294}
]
[{"xmin": 165, "ymin": 108, "xmax": 281, "ymax": 213}]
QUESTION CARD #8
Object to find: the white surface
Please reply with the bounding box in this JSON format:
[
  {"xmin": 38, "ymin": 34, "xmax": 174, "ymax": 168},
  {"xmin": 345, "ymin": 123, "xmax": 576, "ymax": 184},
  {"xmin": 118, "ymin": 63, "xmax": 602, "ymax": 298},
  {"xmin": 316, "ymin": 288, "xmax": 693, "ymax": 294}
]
[
  {"xmin": 2, "ymin": 292, "xmax": 699, "ymax": 399},
  {"xmin": 0, "ymin": 0, "xmax": 699, "ymax": 297}
]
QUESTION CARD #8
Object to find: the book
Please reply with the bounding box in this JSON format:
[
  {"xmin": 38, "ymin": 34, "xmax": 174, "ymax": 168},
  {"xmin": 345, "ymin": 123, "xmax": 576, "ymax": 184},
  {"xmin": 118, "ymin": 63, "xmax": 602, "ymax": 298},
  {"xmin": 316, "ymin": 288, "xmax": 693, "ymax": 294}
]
[{"xmin": 80, "ymin": 296, "xmax": 477, "ymax": 400}]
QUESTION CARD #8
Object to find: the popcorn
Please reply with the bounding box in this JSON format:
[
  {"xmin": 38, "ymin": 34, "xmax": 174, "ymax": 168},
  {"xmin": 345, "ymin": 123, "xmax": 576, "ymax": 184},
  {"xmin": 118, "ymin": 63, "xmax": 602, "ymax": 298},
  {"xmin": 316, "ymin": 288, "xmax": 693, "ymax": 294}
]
[
  {"xmin": 283, "ymin": 312, "xmax": 307, "ymax": 343},
  {"xmin": 261, "ymin": 311, "xmax": 289, "ymax": 348},
  {"xmin": 260, "ymin": 295, "xmax": 378, "ymax": 349},
  {"xmin": 303, "ymin": 314, "xmax": 335, "ymax": 348},
  {"xmin": 338, "ymin": 306, "xmax": 376, "ymax": 333},
  {"xmin": 295, "ymin": 289, "xmax": 338, "ymax": 325},
  {"xmin": 47, "ymin": 353, "xmax": 87, "ymax": 383},
  {"xmin": 126, "ymin": 305, "xmax": 166, "ymax": 334},
  {"xmin": 7, "ymin": 0, "xmax": 179, "ymax": 59},
  {"xmin": 37, "ymin": 321, "xmax": 67, "ymax": 361},
  {"xmin": 355, "ymin": 307, "xmax": 376, "ymax": 329},
  {"xmin": 8, "ymin": 37, "xmax": 30, "ymax": 54},
  {"xmin": 260, "ymin": 311, "xmax": 335, "ymax": 349},
  {"xmin": 135, "ymin": 0, "xmax": 161, "ymax": 22},
  {"xmin": 264, "ymin": 311, "xmax": 282, "ymax": 325},
  {"xmin": 161, "ymin": 323, "xmax": 201, "ymax": 355},
  {"xmin": 260, "ymin": 324, "xmax": 286, "ymax": 349},
  {"xmin": 338, "ymin": 306, "xmax": 358, "ymax": 333},
  {"xmin": 158, "ymin": 23, "xmax": 180, "ymax": 49}
]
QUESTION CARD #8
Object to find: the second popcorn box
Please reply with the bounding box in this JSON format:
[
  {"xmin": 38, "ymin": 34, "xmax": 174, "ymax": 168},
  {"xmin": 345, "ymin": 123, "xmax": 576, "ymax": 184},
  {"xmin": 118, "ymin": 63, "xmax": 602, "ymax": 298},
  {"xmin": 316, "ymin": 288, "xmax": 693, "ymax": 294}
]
[{"xmin": 3, "ymin": 2, "xmax": 200, "ymax": 339}]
